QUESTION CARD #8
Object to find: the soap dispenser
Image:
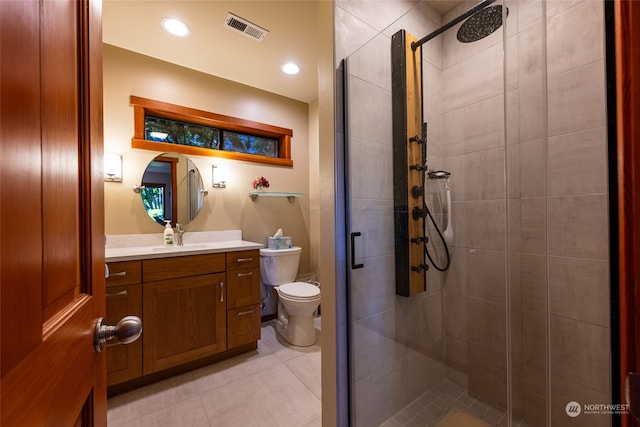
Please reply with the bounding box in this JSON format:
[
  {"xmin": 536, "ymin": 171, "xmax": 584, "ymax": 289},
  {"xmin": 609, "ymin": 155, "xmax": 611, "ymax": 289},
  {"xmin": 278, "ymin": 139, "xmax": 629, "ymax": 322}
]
[{"xmin": 163, "ymin": 220, "xmax": 174, "ymax": 247}]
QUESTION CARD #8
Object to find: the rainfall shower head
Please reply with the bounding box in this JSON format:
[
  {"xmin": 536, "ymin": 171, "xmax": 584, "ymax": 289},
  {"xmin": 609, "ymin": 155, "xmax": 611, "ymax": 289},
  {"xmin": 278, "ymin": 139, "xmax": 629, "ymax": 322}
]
[{"xmin": 457, "ymin": 5, "xmax": 508, "ymax": 43}]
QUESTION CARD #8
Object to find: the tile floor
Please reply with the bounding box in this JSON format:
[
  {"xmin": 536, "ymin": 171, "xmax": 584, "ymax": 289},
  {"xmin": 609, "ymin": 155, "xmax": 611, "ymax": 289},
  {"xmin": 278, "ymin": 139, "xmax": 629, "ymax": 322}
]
[
  {"xmin": 380, "ymin": 378, "xmax": 509, "ymax": 427},
  {"xmin": 107, "ymin": 318, "xmax": 322, "ymax": 427}
]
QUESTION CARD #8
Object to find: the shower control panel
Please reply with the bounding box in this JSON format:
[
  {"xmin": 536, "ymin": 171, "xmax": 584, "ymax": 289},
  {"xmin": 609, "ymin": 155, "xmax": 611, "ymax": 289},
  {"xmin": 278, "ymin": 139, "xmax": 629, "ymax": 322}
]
[{"xmin": 392, "ymin": 29, "xmax": 428, "ymax": 297}]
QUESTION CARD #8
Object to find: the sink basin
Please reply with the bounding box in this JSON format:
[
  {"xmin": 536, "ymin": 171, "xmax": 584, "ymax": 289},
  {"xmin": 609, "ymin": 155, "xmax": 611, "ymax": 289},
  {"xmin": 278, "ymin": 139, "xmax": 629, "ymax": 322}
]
[{"xmin": 151, "ymin": 243, "xmax": 209, "ymax": 252}]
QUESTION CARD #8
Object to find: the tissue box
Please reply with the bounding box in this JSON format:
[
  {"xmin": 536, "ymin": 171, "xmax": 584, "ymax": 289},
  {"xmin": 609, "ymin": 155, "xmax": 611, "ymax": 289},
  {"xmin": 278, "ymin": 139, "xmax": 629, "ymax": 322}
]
[{"xmin": 268, "ymin": 237, "xmax": 293, "ymax": 249}]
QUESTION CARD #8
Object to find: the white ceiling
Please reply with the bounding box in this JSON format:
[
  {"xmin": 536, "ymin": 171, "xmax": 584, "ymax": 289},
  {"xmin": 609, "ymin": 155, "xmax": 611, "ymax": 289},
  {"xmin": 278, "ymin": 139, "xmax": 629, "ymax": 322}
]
[
  {"xmin": 424, "ymin": 0, "xmax": 462, "ymax": 15},
  {"xmin": 103, "ymin": 0, "xmax": 321, "ymax": 103},
  {"xmin": 103, "ymin": 1, "xmax": 462, "ymax": 104}
]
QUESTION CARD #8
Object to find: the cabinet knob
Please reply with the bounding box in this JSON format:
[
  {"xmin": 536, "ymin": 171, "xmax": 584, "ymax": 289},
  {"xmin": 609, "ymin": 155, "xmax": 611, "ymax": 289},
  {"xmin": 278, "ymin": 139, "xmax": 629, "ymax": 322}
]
[{"xmin": 94, "ymin": 316, "xmax": 142, "ymax": 353}]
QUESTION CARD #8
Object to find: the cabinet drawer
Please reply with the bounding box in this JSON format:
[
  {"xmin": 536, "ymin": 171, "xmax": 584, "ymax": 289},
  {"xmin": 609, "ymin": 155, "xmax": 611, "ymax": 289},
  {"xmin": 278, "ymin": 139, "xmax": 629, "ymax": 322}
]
[
  {"xmin": 143, "ymin": 253, "xmax": 226, "ymax": 282},
  {"xmin": 226, "ymin": 250, "xmax": 259, "ymax": 271},
  {"xmin": 227, "ymin": 267, "xmax": 261, "ymax": 309},
  {"xmin": 106, "ymin": 261, "xmax": 141, "ymax": 287},
  {"xmin": 106, "ymin": 283, "xmax": 143, "ymax": 386},
  {"xmin": 227, "ymin": 305, "xmax": 261, "ymax": 349}
]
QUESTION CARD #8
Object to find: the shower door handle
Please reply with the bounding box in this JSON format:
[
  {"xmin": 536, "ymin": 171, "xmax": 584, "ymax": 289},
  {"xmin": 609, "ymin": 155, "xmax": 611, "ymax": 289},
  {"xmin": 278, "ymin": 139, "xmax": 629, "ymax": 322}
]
[{"xmin": 350, "ymin": 232, "xmax": 364, "ymax": 269}]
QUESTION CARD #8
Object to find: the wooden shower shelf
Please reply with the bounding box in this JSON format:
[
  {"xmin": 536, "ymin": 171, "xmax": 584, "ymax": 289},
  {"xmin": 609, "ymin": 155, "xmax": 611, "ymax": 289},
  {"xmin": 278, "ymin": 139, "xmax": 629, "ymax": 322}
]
[{"xmin": 248, "ymin": 191, "xmax": 304, "ymax": 202}]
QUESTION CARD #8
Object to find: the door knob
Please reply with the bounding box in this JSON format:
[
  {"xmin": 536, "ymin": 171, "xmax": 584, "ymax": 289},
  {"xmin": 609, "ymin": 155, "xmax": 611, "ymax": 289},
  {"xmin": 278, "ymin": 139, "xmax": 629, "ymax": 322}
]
[{"xmin": 94, "ymin": 316, "xmax": 142, "ymax": 353}]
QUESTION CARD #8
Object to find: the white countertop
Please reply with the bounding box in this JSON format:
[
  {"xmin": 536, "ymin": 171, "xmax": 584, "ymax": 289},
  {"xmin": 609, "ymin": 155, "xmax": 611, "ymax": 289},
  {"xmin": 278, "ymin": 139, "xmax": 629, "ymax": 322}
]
[{"xmin": 105, "ymin": 230, "xmax": 264, "ymax": 262}]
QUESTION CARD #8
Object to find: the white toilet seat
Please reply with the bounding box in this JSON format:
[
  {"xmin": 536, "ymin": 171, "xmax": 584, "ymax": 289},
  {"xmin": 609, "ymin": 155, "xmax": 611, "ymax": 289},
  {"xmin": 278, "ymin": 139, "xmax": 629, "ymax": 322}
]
[{"xmin": 277, "ymin": 282, "xmax": 320, "ymax": 301}]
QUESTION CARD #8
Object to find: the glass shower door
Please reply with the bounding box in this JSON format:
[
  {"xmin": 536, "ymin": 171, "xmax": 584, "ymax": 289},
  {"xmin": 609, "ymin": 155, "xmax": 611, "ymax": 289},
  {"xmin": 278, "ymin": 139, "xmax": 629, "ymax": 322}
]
[
  {"xmin": 344, "ymin": 32, "xmax": 410, "ymax": 426},
  {"xmin": 344, "ymin": 28, "xmax": 451, "ymax": 426}
]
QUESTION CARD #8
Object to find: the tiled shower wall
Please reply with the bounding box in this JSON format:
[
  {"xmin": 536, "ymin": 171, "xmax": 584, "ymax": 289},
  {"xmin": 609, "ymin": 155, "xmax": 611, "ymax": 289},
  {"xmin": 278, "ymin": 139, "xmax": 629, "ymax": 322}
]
[
  {"xmin": 439, "ymin": 1, "xmax": 510, "ymax": 413},
  {"xmin": 519, "ymin": 1, "xmax": 610, "ymax": 426},
  {"xmin": 440, "ymin": 1, "xmax": 610, "ymax": 426}
]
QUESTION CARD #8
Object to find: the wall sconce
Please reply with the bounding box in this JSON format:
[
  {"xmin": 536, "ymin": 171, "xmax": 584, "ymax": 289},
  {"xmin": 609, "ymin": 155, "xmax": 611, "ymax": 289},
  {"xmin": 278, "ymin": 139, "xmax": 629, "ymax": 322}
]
[
  {"xmin": 212, "ymin": 164, "xmax": 227, "ymax": 188},
  {"xmin": 104, "ymin": 153, "xmax": 122, "ymax": 182}
]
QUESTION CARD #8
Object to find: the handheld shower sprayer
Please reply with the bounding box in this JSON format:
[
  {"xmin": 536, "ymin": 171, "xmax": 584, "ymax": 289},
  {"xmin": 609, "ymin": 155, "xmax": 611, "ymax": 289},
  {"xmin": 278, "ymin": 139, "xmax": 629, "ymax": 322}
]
[
  {"xmin": 420, "ymin": 169, "xmax": 453, "ymax": 271},
  {"xmin": 426, "ymin": 170, "xmax": 453, "ymax": 246},
  {"xmin": 443, "ymin": 179, "xmax": 454, "ymax": 247}
]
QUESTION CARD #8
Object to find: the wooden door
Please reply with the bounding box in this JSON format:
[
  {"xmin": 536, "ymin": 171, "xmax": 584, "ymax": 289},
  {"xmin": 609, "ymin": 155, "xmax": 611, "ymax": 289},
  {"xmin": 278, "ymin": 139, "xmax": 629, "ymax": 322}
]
[
  {"xmin": 0, "ymin": 0, "xmax": 106, "ymax": 425},
  {"xmin": 615, "ymin": 1, "xmax": 640, "ymax": 426}
]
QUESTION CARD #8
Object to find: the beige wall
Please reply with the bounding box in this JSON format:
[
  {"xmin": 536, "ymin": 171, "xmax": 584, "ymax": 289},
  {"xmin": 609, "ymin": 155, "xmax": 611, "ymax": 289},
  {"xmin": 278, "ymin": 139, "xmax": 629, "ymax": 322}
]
[{"xmin": 103, "ymin": 44, "xmax": 312, "ymax": 273}]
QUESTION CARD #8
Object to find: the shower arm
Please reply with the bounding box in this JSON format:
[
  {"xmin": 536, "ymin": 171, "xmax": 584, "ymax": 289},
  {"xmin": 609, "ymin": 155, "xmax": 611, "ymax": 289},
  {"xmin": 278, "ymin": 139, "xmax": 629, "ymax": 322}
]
[{"xmin": 411, "ymin": 0, "xmax": 496, "ymax": 51}]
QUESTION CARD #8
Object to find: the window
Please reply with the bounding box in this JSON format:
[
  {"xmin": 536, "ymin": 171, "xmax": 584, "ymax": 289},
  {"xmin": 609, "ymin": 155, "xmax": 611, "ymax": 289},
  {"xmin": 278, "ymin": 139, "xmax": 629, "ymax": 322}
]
[
  {"xmin": 145, "ymin": 115, "xmax": 220, "ymax": 149},
  {"xmin": 130, "ymin": 96, "xmax": 293, "ymax": 167},
  {"xmin": 222, "ymin": 131, "xmax": 278, "ymax": 157}
]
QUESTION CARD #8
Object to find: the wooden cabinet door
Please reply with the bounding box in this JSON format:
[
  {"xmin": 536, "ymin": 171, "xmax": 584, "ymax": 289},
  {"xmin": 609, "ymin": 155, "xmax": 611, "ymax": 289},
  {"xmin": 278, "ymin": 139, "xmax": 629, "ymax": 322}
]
[
  {"xmin": 226, "ymin": 250, "xmax": 261, "ymax": 349},
  {"xmin": 106, "ymin": 283, "xmax": 143, "ymax": 386},
  {"xmin": 227, "ymin": 267, "xmax": 261, "ymax": 309},
  {"xmin": 143, "ymin": 273, "xmax": 226, "ymax": 374},
  {"xmin": 105, "ymin": 261, "xmax": 142, "ymax": 386},
  {"xmin": 227, "ymin": 305, "xmax": 261, "ymax": 349},
  {"xmin": 0, "ymin": 0, "xmax": 106, "ymax": 425}
]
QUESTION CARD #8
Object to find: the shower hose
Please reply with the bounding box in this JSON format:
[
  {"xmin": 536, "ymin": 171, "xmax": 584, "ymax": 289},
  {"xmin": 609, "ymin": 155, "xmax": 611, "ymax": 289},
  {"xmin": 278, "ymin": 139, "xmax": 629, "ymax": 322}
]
[{"xmin": 422, "ymin": 176, "xmax": 451, "ymax": 272}]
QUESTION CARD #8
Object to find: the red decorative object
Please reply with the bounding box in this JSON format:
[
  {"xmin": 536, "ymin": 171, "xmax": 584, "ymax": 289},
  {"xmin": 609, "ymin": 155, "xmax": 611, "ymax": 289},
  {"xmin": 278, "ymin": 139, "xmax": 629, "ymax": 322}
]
[{"xmin": 252, "ymin": 176, "xmax": 270, "ymax": 190}]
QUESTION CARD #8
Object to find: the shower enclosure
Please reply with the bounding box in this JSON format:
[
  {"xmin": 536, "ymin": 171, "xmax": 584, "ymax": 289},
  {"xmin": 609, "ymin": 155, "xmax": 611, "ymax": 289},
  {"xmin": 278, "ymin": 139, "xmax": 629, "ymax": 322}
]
[{"xmin": 339, "ymin": 1, "xmax": 611, "ymax": 426}]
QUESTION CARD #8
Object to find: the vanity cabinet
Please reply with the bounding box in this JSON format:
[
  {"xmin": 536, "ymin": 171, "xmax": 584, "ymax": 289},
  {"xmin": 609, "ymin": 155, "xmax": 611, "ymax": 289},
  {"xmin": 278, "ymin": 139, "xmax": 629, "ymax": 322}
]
[
  {"xmin": 105, "ymin": 261, "xmax": 143, "ymax": 387},
  {"xmin": 142, "ymin": 254, "xmax": 227, "ymax": 375},
  {"xmin": 106, "ymin": 249, "xmax": 262, "ymax": 390},
  {"xmin": 226, "ymin": 250, "xmax": 261, "ymax": 349}
]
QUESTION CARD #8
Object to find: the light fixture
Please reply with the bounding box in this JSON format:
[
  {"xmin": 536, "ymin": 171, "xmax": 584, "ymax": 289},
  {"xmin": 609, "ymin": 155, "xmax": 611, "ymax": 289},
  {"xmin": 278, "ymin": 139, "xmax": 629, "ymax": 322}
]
[
  {"xmin": 212, "ymin": 164, "xmax": 228, "ymax": 188},
  {"xmin": 104, "ymin": 153, "xmax": 122, "ymax": 182},
  {"xmin": 282, "ymin": 62, "xmax": 300, "ymax": 75},
  {"xmin": 162, "ymin": 18, "xmax": 190, "ymax": 37}
]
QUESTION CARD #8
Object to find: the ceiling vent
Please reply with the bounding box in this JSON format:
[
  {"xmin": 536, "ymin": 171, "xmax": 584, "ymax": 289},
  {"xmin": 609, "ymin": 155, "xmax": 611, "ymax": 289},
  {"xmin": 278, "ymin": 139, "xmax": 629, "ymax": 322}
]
[{"xmin": 224, "ymin": 13, "xmax": 269, "ymax": 42}]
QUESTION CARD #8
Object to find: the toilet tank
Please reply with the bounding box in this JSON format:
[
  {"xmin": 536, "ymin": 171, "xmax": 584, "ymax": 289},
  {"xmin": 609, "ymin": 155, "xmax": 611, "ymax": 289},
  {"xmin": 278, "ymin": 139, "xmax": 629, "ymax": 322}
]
[{"xmin": 260, "ymin": 246, "xmax": 301, "ymax": 286}]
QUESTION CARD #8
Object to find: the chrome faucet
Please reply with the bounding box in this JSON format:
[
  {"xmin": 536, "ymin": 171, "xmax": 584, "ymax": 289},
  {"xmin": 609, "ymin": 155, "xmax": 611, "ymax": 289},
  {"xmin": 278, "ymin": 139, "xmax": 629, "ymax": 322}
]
[{"xmin": 176, "ymin": 223, "xmax": 184, "ymax": 246}]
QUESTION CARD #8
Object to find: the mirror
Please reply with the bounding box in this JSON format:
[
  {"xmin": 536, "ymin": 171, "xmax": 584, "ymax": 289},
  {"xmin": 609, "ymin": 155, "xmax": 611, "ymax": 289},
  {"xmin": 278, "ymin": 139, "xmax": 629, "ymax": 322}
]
[{"xmin": 139, "ymin": 153, "xmax": 206, "ymax": 227}]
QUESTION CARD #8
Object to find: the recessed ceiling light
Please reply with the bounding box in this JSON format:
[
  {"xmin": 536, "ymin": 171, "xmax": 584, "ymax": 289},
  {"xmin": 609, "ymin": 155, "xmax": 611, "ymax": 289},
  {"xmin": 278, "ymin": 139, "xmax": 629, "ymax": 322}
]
[
  {"xmin": 162, "ymin": 18, "xmax": 190, "ymax": 37},
  {"xmin": 282, "ymin": 62, "xmax": 300, "ymax": 75}
]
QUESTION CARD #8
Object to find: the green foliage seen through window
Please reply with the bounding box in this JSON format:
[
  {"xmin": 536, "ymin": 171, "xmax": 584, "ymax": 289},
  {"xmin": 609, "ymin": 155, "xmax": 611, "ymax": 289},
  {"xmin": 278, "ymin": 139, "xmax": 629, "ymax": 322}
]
[{"xmin": 145, "ymin": 115, "xmax": 278, "ymax": 158}]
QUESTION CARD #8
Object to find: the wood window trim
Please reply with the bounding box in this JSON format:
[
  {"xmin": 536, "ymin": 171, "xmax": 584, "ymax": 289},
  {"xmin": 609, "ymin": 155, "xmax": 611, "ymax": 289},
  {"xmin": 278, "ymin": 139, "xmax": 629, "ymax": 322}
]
[{"xmin": 130, "ymin": 95, "xmax": 293, "ymax": 167}]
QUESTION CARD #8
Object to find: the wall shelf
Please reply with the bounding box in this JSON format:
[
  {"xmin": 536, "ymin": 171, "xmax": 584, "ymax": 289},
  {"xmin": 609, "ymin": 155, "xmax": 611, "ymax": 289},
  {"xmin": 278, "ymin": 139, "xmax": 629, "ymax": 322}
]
[{"xmin": 248, "ymin": 191, "xmax": 304, "ymax": 202}]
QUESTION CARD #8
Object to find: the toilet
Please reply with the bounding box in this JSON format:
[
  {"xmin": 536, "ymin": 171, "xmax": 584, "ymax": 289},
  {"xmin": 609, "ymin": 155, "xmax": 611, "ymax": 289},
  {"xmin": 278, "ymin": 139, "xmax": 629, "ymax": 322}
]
[{"xmin": 260, "ymin": 247, "xmax": 320, "ymax": 346}]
